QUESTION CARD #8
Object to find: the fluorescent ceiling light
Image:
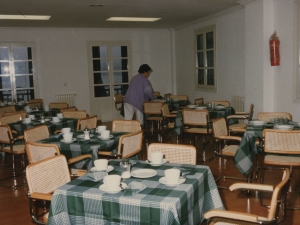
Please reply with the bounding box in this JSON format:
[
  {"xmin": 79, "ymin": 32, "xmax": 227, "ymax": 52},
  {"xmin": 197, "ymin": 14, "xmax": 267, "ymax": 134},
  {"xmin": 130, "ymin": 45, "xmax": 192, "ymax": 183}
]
[
  {"xmin": 0, "ymin": 15, "xmax": 51, "ymax": 20},
  {"xmin": 107, "ymin": 17, "xmax": 161, "ymax": 22}
]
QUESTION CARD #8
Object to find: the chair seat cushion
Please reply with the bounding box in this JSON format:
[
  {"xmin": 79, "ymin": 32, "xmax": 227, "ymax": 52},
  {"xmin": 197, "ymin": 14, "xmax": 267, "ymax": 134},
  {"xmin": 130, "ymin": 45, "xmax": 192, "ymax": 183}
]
[
  {"xmin": 185, "ymin": 127, "xmax": 212, "ymax": 134},
  {"xmin": 222, "ymin": 145, "xmax": 239, "ymax": 156},
  {"xmin": 264, "ymin": 154, "xmax": 300, "ymax": 166},
  {"xmin": 3, "ymin": 144, "xmax": 25, "ymax": 154},
  {"xmin": 229, "ymin": 124, "xmax": 247, "ymax": 129},
  {"xmin": 146, "ymin": 117, "xmax": 162, "ymax": 121},
  {"xmin": 209, "ymin": 217, "xmax": 267, "ymax": 225}
]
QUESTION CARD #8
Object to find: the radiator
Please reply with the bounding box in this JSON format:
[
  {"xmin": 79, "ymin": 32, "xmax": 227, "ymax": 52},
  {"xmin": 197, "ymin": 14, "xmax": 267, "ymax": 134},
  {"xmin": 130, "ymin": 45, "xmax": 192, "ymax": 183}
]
[
  {"xmin": 55, "ymin": 94, "xmax": 76, "ymax": 107},
  {"xmin": 231, "ymin": 96, "xmax": 245, "ymax": 112}
]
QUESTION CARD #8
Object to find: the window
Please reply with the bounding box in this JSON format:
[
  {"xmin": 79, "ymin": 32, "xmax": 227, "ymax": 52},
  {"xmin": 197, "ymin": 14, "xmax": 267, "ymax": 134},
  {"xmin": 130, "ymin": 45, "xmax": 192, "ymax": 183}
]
[
  {"xmin": 89, "ymin": 43, "xmax": 130, "ymax": 98},
  {"xmin": 0, "ymin": 44, "xmax": 36, "ymax": 102},
  {"xmin": 195, "ymin": 25, "xmax": 216, "ymax": 92}
]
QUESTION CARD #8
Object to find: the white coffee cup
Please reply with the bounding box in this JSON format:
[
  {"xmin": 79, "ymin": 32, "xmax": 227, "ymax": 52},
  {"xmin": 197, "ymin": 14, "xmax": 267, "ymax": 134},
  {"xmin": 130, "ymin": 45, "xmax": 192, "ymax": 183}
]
[
  {"xmin": 29, "ymin": 115, "xmax": 35, "ymax": 120},
  {"xmin": 52, "ymin": 117, "xmax": 60, "ymax": 122},
  {"xmin": 44, "ymin": 105, "xmax": 49, "ymax": 111},
  {"xmin": 151, "ymin": 152, "xmax": 163, "ymax": 164},
  {"xmin": 94, "ymin": 159, "xmax": 108, "ymax": 171},
  {"xmin": 61, "ymin": 127, "xmax": 71, "ymax": 134},
  {"xmin": 164, "ymin": 169, "xmax": 181, "ymax": 184},
  {"xmin": 101, "ymin": 130, "xmax": 110, "ymax": 138},
  {"xmin": 96, "ymin": 125, "xmax": 106, "ymax": 134},
  {"xmin": 25, "ymin": 106, "xmax": 31, "ymax": 112},
  {"xmin": 24, "ymin": 118, "xmax": 31, "ymax": 124},
  {"xmin": 103, "ymin": 175, "xmax": 121, "ymax": 191},
  {"xmin": 57, "ymin": 113, "xmax": 63, "ymax": 119},
  {"xmin": 63, "ymin": 132, "xmax": 73, "ymax": 142}
]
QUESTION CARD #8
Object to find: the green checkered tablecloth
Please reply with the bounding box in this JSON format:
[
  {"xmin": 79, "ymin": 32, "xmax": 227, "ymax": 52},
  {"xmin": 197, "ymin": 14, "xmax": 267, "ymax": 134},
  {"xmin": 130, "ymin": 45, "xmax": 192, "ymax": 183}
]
[
  {"xmin": 8, "ymin": 118, "xmax": 78, "ymax": 135},
  {"xmin": 39, "ymin": 131, "xmax": 127, "ymax": 169},
  {"xmin": 48, "ymin": 160, "xmax": 224, "ymax": 225}
]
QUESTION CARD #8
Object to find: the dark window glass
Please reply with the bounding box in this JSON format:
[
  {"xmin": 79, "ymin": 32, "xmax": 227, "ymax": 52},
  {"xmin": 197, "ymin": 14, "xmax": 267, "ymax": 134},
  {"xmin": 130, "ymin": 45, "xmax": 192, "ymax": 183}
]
[
  {"xmin": 93, "ymin": 72, "xmax": 109, "ymax": 84},
  {"xmin": 197, "ymin": 69, "xmax": 204, "ymax": 85},
  {"xmin": 0, "ymin": 90, "xmax": 11, "ymax": 102},
  {"xmin": 13, "ymin": 47, "xmax": 32, "ymax": 60},
  {"xmin": 0, "ymin": 62, "xmax": 10, "ymax": 74},
  {"xmin": 113, "ymin": 59, "xmax": 128, "ymax": 70},
  {"xmin": 94, "ymin": 85, "xmax": 110, "ymax": 97},
  {"xmin": 93, "ymin": 59, "xmax": 108, "ymax": 71},
  {"xmin": 16, "ymin": 89, "xmax": 34, "ymax": 102},
  {"xmin": 206, "ymin": 31, "xmax": 214, "ymax": 49},
  {"xmin": 15, "ymin": 75, "xmax": 34, "ymax": 88},
  {"xmin": 0, "ymin": 76, "xmax": 11, "ymax": 89},
  {"xmin": 114, "ymin": 84, "xmax": 129, "ymax": 95},
  {"xmin": 0, "ymin": 47, "xmax": 9, "ymax": 60},
  {"xmin": 113, "ymin": 71, "xmax": 128, "ymax": 83},
  {"xmin": 206, "ymin": 51, "xmax": 214, "ymax": 67},
  {"xmin": 197, "ymin": 34, "xmax": 203, "ymax": 51},
  {"xmin": 14, "ymin": 62, "xmax": 33, "ymax": 74},
  {"xmin": 197, "ymin": 52, "xmax": 204, "ymax": 67},
  {"xmin": 207, "ymin": 69, "xmax": 214, "ymax": 85}
]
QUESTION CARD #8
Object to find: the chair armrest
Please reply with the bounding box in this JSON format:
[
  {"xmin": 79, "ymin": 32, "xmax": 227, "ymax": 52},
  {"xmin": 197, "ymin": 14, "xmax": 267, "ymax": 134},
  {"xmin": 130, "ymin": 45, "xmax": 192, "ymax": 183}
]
[
  {"xmin": 68, "ymin": 154, "xmax": 92, "ymax": 164},
  {"xmin": 53, "ymin": 130, "xmax": 62, "ymax": 134},
  {"xmin": 217, "ymin": 136, "xmax": 242, "ymax": 142},
  {"xmin": 165, "ymin": 115, "xmax": 176, "ymax": 118},
  {"xmin": 235, "ymin": 111, "xmax": 249, "ymax": 115},
  {"xmin": 204, "ymin": 209, "xmax": 258, "ymax": 223},
  {"xmin": 229, "ymin": 183, "xmax": 274, "ymax": 192},
  {"xmin": 30, "ymin": 192, "xmax": 53, "ymax": 201},
  {"xmin": 227, "ymin": 115, "xmax": 248, "ymax": 119}
]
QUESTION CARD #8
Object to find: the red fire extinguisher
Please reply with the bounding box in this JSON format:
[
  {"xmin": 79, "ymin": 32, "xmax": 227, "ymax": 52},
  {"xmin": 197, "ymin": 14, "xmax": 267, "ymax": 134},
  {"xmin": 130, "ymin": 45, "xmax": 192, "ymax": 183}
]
[{"xmin": 269, "ymin": 31, "xmax": 280, "ymax": 66}]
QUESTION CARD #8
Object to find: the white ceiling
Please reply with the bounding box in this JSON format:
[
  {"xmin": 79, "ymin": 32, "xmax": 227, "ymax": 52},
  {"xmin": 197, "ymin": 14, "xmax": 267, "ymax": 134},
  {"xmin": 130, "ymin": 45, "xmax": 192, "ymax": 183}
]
[{"xmin": 0, "ymin": 0, "xmax": 240, "ymax": 29}]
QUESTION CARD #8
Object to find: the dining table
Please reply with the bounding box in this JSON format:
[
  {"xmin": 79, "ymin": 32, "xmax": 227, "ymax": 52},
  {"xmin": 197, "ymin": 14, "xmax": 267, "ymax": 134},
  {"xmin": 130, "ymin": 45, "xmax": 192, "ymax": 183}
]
[
  {"xmin": 47, "ymin": 159, "xmax": 224, "ymax": 225},
  {"xmin": 39, "ymin": 131, "xmax": 128, "ymax": 170},
  {"xmin": 28, "ymin": 108, "xmax": 61, "ymax": 118},
  {"xmin": 8, "ymin": 117, "xmax": 78, "ymax": 135},
  {"xmin": 234, "ymin": 121, "xmax": 300, "ymax": 176}
]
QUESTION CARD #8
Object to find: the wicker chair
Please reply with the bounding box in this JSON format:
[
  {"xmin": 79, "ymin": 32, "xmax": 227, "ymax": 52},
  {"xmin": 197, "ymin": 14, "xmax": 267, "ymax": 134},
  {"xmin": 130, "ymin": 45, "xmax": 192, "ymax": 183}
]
[
  {"xmin": 24, "ymin": 125, "xmax": 50, "ymax": 142},
  {"xmin": 26, "ymin": 102, "xmax": 42, "ymax": 109},
  {"xmin": 77, "ymin": 115, "xmax": 98, "ymax": 130},
  {"xmin": 204, "ymin": 168, "xmax": 290, "ymax": 225},
  {"xmin": 28, "ymin": 98, "xmax": 44, "ymax": 106},
  {"xmin": 212, "ymin": 118, "xmax": 247, "ymax": 188},
  {"xmin": 60, "ymin": 106, "xmax": 77, "ymax": 113},
  {"xmin": 147, "ymin": 143, "xmax": 196, "ymax": 164},
  {"xmin": 143, "ymin": 102, "xmax": 163, "ymax": 140},
  {"xmin": 26, "ymin": 155, "xmax": 71, "ymax": 224},
  {"xmin": 163, "ymin": 93, "xmax": 171, "ymax": 99},
  {"xmin": 227, "ymin": 104, "xmax": 254, "ymax": 133},
  {"xmin": 114, "ymin": 94, "xmax": 124, "ymax": 111},
  {"xmin": 0, "ymin": 125, "xmax": 25, "ymax": 188},
  {"xmin": 194, "ymin": 98, "xmax": 204, "ymax": 105},
  {"xmin": 207, "ymin": 100, "xmax": 230, "ymax": 107},
  {"xmin": 161, "ymin": 103, "xmax": 178, "ymax": 143},
  {"xmin": 112, "ymin": 120, "xmax": 141, "ymax": 132},
  {"xmin": 257, "ymin": 112, "xmax": 292, "ymax": 122},
  {"xmin": 0, "ymin": 113, "xmax": 22, "ymax": 125},
  {"xmin": 63, "ymin": 110, "xmax": 87, "ymax": 119},
  {"xmin": 170, "ymin": 95, "xmax": 189, "ymax": 101},
  {"xmin": 98, "ymin": 130, "xmax": 143, "ymax": 159},
  {"xmin": 0, "ymin": 105, "xmax": 16, "ymax": 116},
  {"xmin": 4, "ymin": 111, "xmax": 28, "ymax": 119},
  {"xmin": 260, "ymin": 129, "xmax": 300, "ymax": 209},
  {"xmin": 49, "ymin": 102, "xmax": 69, "ymax": 109}
]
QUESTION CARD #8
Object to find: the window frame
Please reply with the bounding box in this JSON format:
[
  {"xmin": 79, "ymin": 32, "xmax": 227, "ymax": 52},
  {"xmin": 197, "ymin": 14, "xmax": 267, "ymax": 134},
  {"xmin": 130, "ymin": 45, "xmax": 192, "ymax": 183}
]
[
  {"xmin": 194, "ymin": 25, "xmax": 217, "ymax": 92},
  {"xmin": 0, "ymin": 42, "xmax": 37, "ymax": 102}
]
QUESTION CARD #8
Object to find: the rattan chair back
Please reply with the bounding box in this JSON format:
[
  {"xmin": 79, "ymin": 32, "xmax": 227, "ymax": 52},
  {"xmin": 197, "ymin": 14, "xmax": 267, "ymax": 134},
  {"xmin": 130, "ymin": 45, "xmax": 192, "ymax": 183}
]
[
  {"xmin": 194, "ymin": 98, "xmax": 204, "ymax": 105},
  {"xmin": 170, "ymin": 95, "xmax": 188, "ymax": 101},
  {"xmin": 112, "ymin": 120, "xmax": 141, "ymax": 132},
  {"xmin": 147, "ymin": 143, "xmax": 196, "ymax": 164},
  {"xmin": 0, "ymin": 125, "xmax": 13, "ymax": 144},
  {"xmin": 207, "ymin": 100, "xmax": 230, "ymax": 107},
  {"xmin": 212, "ymin": 118, "xmax": 228, "ymax": 137},
  {"xmin": 25, "ymin": 142, "xmax": 60, "ymax": 164},
  {"xmin": 26, "ymin": 102, "xmax": 42, "ymax": 109},
  {"xmin": 28, "ymin": 99, "xmax": 44, "ymax": 106},
  {"xmin": 161, "ymin": 103, "xmax": 172, "ymax": 117},
  {"xmin": 182, "ymin": 109, "xmax": 209, "ymax": 126},
  {"xmin": 77, "ymin": 115, "xmax": 98, "ymax": 130},
  {"xmin": 117, "ymin": 130, "xmax": 143, "ymax": 158},
  {"xmin": 49, "ymin": 102, "xmax": 69, "ymax": 109},
  {"xmin": 114, "ymin": 94, "xmax": 124, "ymax": 110},
  {"xmin": 26, "ymin": 155, "xmax": 71, "ymax": 194},
  {"xmin": 0, "ymin": 105, "xmax": 16, "ymax": 116},
  {"xmin": 4, "ymin": 111, "xmax": 28, "ymax": 119},
  {"xmin": 163, "ymin": 93, "xmax": 171, "ymax": 99},
  {"xmin": 153, "ymin": 91, "xmax": 160, "ymax": 97},
  {"xmin": 0, "ymin": 113, "xmax": 22, "ymax": 125},
  {"xmin": 257, "ymin": 112, "xmax": 292, "ymax": 122},
  {"xmin": 24, "ymin": 125, "xmax": 50, "ymax": 142},
  {"xmin": 60, "ymin": 106, "xmax": 77, "ymax": 113},
  {"xmin": 63, "ymin": 110, "xmax": 86, "ymax": 119},
  {"xmin": 143, "ymin": 102, "xmax": 163, "ymax": 115}
]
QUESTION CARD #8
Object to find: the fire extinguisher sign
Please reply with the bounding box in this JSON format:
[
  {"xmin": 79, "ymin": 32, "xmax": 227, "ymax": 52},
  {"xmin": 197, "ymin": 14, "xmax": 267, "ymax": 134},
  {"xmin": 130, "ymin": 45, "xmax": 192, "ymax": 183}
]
[{"xmin": 270, "ymin": 31, "xmax": 280, "ymax": 66}]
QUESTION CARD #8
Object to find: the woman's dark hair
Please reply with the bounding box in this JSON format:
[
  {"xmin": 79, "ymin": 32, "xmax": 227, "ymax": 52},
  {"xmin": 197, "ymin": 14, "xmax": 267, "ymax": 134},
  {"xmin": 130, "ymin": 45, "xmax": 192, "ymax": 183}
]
[{"xmin": 138, "ymin": 64, "xmax": 152, "ymax": 73}]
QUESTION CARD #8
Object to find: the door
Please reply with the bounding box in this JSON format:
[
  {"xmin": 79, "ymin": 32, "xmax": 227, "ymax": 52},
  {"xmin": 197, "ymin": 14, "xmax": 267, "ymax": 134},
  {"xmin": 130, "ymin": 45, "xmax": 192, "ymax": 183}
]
[{"xmin": 88, "ymin": 42, "xmax": 130, "ymax": 122}]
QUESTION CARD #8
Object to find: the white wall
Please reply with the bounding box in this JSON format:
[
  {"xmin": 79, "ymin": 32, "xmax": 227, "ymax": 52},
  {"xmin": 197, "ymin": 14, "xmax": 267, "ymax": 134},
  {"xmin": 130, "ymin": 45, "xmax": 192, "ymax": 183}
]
[
  {"xmin": 0, "ymin": 27, "xmax": 173, "ymax": 116},
  {"xmin": 174, "ymin": 8, "xmax": 245, "ymax": 105}
]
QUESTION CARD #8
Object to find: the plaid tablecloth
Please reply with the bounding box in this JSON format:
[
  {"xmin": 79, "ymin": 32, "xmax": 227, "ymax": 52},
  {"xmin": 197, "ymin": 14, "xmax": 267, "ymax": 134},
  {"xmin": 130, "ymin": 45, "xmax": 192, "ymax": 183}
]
[
  {"xmin": 8, "ymin": 118, "xmax": 78, "ymax": 135},
  {"xmin": 39, "ymin": 131, "xmax": 127, "ymax": 169},
  {"xmin": 48, "ymin": 160, "xmax": 224, "ymax": 225},
  {"xmin": 28, "ymin": 108, "xmax": 60, "ymax": 118},
  {"xmin": 234, "ymin": 123, "xmax": 300, "ymax": 176}
]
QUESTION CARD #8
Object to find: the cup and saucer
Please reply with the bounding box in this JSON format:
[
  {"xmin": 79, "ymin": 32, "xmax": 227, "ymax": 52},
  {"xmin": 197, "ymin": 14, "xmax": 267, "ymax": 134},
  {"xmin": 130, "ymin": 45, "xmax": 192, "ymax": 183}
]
[
  {"xmin": 99, "ymin": 174, "xmax": 126, "ymax": 194},
  {"xmin": 147, "ymin": 152, "xmax": 167, "ymax": 166},
  {"xmin": 159, "ymin": 168, "xmax": 186, "ymax": 186},
  {"xmin": 146, "ymin": 159, "xmax": 168, "ymax": 166},
  {"xmin": 91, "ymin": 159, "xmax": 114, "ymax": 172}
]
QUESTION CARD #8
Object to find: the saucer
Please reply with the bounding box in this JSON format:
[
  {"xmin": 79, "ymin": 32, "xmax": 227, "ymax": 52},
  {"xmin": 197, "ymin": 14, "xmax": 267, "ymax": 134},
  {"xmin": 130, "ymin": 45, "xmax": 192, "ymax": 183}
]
[
  {"xmin": 22, "ymin": 121, "xmax": 31, "ymax": 124},
  {"xmin": 98, "ymin": 135, "xmax": 113, "ymax": 140},
  {"xmin": 51, "ymin": 120, "xmax": 61, "ymax": 124},
  {"xmin": 146, "ymin": 159, "xmax": 168, "ymax": 166},
  {"xmin": 99, "ymin": 182, "xmax": 127, "ymax": 194},
  {"xmin": 90, "ymin": 165, "xmax": 114, "ymax": 173},
  {"xmin": 60, "ymin": 138, "xmax": 77, "ymax": 143},
  {"xmin": 77, "ymin": 134, "xmax": 94, "ymax": 139},
  {"xmin": 159, "ymin": 177, "xmax": 186, "ymax": 186},
  {"xmin": 131, "ymin": 169, "xmax": 157, "ymax": 178}
]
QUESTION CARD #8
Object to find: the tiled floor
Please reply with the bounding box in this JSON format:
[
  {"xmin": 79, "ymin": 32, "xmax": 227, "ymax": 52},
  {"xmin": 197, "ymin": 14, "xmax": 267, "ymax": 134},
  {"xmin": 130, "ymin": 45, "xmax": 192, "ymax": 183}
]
[{"xmin": 0, "ymin": 122, "xmax": 299, "ymax": 224}]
